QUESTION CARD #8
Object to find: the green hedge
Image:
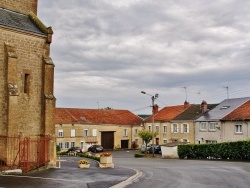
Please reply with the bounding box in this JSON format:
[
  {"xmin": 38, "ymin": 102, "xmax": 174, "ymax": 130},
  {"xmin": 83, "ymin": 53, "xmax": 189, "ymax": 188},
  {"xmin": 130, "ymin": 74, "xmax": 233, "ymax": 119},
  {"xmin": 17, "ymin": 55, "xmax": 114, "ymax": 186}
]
[{"xmin": 178, "ymin": 140, "xmax": 250, "ymax": 160}]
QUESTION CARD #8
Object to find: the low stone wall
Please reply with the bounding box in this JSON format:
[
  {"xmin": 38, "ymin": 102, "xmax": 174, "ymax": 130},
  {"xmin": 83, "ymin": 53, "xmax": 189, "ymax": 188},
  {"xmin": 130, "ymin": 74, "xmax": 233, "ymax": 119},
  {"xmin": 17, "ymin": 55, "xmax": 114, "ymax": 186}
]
[{"xmin": 161, "ymin": 146, "xmax": 179, "ymax": 159}]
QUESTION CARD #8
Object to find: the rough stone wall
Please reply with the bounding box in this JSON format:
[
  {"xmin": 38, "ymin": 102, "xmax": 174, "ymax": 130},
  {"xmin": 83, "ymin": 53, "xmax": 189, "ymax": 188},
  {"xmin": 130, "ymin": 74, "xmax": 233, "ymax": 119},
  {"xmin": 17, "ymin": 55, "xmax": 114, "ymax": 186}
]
[
  {"xmin": 0, "ymin": 27, "xmax": 46, "ymax": 137},
  {"xmin": 0, "ymin": 31, "xmax": 7, "ymax": 135},
  {"xmin": 0, "ymin": 0, "xmax": 38, "ymax": 15}
]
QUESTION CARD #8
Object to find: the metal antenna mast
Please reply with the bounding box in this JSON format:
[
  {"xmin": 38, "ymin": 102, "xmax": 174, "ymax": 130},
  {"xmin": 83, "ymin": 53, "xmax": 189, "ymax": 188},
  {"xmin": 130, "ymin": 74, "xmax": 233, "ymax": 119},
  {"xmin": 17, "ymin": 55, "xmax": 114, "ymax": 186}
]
[
  {"xmin": 183, "ymin": 87, "xmax": 187, "ymax": 101},
  {"xmin": 224, "ymin": 86, "xmax": 229, "ymax": 99}
]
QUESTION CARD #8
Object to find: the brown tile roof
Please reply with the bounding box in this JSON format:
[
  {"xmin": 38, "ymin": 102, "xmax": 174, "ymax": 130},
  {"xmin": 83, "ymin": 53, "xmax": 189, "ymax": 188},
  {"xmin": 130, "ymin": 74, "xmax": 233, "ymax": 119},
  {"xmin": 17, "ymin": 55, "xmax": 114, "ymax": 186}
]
[
  {"xmin": 146, "ymin": 105, "xmax": 191, "ymax": 122},
  {"xmin": 172, "ymin": 104, "xmax": 218, "ymax": 121},
  {"xmin": 55, "ymin": 108, "xmax": 143, "ymax": 125},
  {"xmin": 221, "ymin": 100, "xmax": 250, "ymax": 121}
]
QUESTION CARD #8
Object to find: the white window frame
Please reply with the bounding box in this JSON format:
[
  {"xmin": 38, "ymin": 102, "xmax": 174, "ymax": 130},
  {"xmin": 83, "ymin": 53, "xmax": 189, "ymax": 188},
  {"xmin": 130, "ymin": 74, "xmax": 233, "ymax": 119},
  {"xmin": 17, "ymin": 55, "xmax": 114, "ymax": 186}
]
[
  {"xmin": 209, "ymin": 122, "xmax": 216, "ymax": 131},
  {"xmin": 71, "ymin": 142, "xmax": 75, "ymax": 148},
  {"xmin": 200, "ymin": 122, "xmax": 207, "ymax": 131},
  {"xmin": 171, "ymin": 124, "xmax": 179, "ymax": 133},
  {"xmin": 58, "ymin": 129, "xmax": 63, "ymax": 137},
  {"xmin": 235, "ymin": 124, "xmax": 242, "ymax": 133},
  {"xmin": 71, "ymin": 129, "xmax": 75, "ymax": 137},
  {"xmin": 155, "ymin": 126, "xmax": 159, "ymax": 133},
  {"xmin": 148, "ymin": 125, "xmax": 152, "ymax": 132},
  {"xmin": 58, "ymin": 142, "xmax": 63, "ymax": 149},
  {"xmin": 163, "ymin": 125, "xmax": 167, "ymax": 133},
  {"xmin": 65, "ymin": 142, "xmax": 69, "ymax": 149},
  {"xmin": 182, "ymin": 124, "xmax": 189, "ymax": 133},
  {"xmin": 84, "ymin": 129, "xmax": 88, "ymax": 137},
  {"xmin": 80, "ymin": 141, "xmax": 84, "ymax": 149},
  {"xmin": 123, "ymin": 129, "xmax": 128, "ymax": 137}
]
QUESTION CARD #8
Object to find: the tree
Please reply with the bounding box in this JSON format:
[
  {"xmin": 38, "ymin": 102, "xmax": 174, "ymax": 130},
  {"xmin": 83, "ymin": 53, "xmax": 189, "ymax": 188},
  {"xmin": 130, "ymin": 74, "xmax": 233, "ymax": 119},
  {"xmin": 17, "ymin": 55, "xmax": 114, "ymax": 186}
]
[{"xmin": 138, "ymin": 129, "xmax": 154, "ymax": 152}]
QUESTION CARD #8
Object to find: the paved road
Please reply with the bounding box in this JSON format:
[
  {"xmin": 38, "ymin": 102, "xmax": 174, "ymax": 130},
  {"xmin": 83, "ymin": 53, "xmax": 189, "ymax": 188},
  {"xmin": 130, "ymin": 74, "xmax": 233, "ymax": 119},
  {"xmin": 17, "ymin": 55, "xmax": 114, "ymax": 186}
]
[
  {"xmin": 1, "ymin": 150, "xmax": 250, "ymax": 188},
  {"xmin": 0, "ymin": 155, "xmax": 135, "ymax": 188},
  {"xmin": 112, "ymin": 150, "xmax": 250, "ymax": 188}
]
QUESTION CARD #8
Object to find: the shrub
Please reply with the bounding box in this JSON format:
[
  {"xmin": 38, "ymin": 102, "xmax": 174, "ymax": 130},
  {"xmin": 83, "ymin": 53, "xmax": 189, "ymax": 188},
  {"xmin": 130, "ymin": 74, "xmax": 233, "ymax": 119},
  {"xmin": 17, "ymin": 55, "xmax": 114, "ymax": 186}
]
[{"xmin": 134, "ymin": 153, "xmax": 144, "ymax": 158}]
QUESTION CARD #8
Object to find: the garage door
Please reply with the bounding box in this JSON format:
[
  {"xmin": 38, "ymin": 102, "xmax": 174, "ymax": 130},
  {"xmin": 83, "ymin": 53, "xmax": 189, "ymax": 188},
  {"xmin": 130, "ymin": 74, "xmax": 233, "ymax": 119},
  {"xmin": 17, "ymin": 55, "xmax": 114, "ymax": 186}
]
[{"xmin": 101, "ymin": 132, "xmax": 114, "ymax": 150}]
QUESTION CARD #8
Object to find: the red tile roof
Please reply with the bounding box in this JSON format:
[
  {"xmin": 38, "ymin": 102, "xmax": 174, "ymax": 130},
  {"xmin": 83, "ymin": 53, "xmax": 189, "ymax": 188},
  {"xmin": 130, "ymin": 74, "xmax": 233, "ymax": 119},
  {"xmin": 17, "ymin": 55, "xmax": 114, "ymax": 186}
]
[
  {"xmin": 221, "ymin": 100, "xmax": 250, "ymax": 120},
  {"xmin": 146, "ymin": 105, "xmax": 191, "ymax": 122},
  {"xmin": 55, "ymin": 108, "xmax": 143, "ymax": 125}
]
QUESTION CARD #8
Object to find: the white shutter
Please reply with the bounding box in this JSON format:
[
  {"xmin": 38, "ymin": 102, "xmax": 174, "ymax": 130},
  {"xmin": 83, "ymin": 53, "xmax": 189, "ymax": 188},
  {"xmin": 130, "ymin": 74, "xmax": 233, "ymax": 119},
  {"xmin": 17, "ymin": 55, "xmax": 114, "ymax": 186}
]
[
  {"xmin": 71, "ymin": 129, "xmax": 75, "ymax": 137},
  {"xmin": 171, "ymin": 124, "xmax": 173, "ymax": 133},
  {"xmin": 187, "ymin": 124, "xmax": 189, "ymax": 133},
  {"xmin": 92, "ymin": 129, "xmax": 97, "ymax": 136},
  {"xmin": 177, "ymin": 124, "xmax": 179, "ymax": 133}
]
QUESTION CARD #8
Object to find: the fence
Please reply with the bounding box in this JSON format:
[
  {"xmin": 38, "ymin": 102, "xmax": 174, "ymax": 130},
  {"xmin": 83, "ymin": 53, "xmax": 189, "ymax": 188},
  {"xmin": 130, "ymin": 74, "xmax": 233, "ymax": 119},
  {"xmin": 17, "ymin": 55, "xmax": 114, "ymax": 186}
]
[{"xmin": 0, "ymin": 135, "xmax": 50, "ymax": 173}]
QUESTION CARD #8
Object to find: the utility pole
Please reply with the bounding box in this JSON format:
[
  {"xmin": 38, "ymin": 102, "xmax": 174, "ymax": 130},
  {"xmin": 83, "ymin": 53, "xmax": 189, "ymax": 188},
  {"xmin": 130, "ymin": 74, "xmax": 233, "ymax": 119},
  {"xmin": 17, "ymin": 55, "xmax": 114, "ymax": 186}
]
[
  {"xmin": 141, "ymin": 91, "xmax": 159, "ymax": 157},
  {"xmin": 224, "ymin": 86, "xmax": 229, "ymax": 99}
]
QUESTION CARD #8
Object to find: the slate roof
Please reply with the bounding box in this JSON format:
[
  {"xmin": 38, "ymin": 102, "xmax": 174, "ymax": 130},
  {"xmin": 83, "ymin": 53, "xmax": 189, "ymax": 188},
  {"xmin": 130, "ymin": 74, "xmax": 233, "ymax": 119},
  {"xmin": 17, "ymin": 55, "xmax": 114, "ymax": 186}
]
[
  {"xmin": 0, "ymin": 7, "xmax": 45, "ymax": 35},
  {"xmin": 196, "ymin": 97, "xmax": 250, "ymax": 121},
  {"xmin": 146, "ymin": 105, "xmax": 190, "ymax": 122},
  {"xmin": 55, "ymin": 108, "xmax": 143, "ymax": 125},
  {"xmin": 172, "ymin": 104, "xmax": 218, "ymax": 121},
  {"xmin": 221, "ymin": 100, "xmax": 250, "ymax": 121}
]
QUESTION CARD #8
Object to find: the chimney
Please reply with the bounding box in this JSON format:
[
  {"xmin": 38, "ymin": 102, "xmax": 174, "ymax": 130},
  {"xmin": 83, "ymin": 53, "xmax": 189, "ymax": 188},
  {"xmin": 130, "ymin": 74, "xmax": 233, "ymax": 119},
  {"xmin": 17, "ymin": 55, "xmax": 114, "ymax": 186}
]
[
  {"xmin": 201, "ymin": 100, "xmax": 208, "ymax": 113},
  {"xmin": 153, "ymin": 104, "xmax": 159, "ymax": 115},
  {"xmin": 184, "ymin": 100, "xmax": 189, "ymax": 109}
]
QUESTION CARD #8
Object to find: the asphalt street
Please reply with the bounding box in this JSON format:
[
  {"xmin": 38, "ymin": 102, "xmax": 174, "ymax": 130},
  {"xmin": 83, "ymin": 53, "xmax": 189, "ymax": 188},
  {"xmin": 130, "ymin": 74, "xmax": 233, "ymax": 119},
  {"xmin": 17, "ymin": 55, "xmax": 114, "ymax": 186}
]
[
  {"xmin": 1, "ymin": 150, "xmax": 250, "ymax": 188},
  {"xmin": 0, "ymin": 154, "xmax": 136, "ymax": 188}
]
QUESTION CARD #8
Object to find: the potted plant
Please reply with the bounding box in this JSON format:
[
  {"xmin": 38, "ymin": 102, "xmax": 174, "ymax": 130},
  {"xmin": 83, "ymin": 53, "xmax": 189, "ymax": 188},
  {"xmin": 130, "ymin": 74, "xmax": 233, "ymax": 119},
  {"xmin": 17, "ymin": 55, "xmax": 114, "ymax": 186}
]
[
  {"xmin": 78, "ymin": 159, "xmax": 90, "ymax": 169},
  {"xmin": 99, "ymin": 152, "xmax": 114, "ymax": 168}
]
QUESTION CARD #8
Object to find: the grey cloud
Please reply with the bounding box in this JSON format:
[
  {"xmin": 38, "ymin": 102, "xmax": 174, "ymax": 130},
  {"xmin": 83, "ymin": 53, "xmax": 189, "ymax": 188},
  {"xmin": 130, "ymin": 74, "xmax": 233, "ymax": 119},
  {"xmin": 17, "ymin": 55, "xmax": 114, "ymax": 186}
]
[{"xmin": 38, "ymin": 0, "xmax": 250, "ymax": 114}]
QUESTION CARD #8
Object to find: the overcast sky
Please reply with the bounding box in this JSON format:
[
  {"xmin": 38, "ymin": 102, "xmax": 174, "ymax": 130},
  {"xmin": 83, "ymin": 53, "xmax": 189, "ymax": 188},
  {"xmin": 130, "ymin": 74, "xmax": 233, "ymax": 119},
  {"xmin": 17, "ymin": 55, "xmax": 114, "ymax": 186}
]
[{"xmin": 38, "ymin": 0, "xmax": 250, "ymax": 114}]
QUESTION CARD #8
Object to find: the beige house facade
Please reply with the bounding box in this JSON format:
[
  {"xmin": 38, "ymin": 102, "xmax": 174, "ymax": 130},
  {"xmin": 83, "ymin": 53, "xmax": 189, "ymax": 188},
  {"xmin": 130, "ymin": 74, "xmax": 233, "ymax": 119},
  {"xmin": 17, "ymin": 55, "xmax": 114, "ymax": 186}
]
[
  {"xmin": 220, "ymin": 100, "xmax": 250, "ymax": 142},
  {"xmin": 55, "ymin": 108, "xmax": 143, "ymax": 151},
  {"xmin": 195, "ymin": 97, "xmax": 250, "ymax": 144},
  {"xmin": 144, "ymin": 103, "xmax": 191, "ymax": 145}
]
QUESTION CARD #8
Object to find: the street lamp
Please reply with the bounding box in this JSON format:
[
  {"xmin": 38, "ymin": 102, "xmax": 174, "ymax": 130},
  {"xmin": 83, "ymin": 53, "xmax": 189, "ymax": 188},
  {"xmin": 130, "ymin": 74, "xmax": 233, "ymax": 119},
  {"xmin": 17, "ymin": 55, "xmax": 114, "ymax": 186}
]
[{"xmin": 141, "ymin": 91, "xmax": 159, "ymax": 156}]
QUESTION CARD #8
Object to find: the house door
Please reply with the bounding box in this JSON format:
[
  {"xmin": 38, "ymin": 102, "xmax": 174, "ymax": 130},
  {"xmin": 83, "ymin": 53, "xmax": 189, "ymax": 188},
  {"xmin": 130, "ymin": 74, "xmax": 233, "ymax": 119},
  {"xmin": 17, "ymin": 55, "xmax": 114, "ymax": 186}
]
[
  {"xmin": 121, "ymin": 140, "xmax": 129, "ymax": 149},
  {"xmin": 155, "ymin": 138, "xmax": 159, "ymax": 145},
  {"xmin": 101, "ymin": 132, "xmax": 114, "ymax": 150}
]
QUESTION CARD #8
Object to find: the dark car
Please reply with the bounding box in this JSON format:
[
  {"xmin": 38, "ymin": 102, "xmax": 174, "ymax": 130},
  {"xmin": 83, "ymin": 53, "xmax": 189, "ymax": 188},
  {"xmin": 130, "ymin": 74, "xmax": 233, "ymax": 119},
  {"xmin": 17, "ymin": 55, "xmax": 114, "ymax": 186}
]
[
  {"xmin": 88, "ymin": 145, "xmax": 104, "ymax": 153},
  {"xmin": 67, "ymin": 147, "xmax": 83, "ymax": 153},
  {"xmin": 148, "ymin": 145, "xmax": 161, "ymax": 154}
]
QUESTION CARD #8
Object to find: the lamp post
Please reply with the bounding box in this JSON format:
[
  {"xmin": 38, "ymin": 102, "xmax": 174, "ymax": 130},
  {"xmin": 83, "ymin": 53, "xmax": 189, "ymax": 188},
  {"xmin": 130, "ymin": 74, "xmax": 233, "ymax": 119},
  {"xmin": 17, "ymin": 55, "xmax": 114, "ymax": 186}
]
[{"xmin": 141, "ymin": 91, "xmax": 159, "ymax": 156}]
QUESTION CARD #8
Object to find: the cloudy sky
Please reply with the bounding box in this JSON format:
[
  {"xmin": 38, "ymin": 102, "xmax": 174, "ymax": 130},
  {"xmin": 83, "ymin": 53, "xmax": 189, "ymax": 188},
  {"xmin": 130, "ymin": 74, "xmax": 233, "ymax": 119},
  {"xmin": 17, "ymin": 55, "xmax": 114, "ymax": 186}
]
[{"xmin": 38, "ymin": 0, "xmax": 250, "ymax": 114}]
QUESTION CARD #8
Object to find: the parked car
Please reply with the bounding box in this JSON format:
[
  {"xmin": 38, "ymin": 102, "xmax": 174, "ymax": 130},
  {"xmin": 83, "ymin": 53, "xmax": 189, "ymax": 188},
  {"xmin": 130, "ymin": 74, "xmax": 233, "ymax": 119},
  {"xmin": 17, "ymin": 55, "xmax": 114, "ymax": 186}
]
[
  {"xmin": 140, "ymin": 144, "xmax": 155, "ymax": 153},
  {"xmin": 148, "ymin": 145, "xmax": 162, "ymax": 154},
  {"xmin": 88, "ymin": 145, "xmax": 104, "ymax": 153},
  {"xmin": 66, "ymin": 147, "xmax": 83, "ymax": 153}
]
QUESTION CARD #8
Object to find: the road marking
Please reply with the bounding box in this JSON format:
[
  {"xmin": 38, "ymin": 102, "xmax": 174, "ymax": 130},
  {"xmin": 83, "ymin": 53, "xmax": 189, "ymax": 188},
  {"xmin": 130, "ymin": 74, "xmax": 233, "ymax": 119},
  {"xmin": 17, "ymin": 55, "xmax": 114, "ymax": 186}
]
[{"xmin": 110, "ymin": 168, "xmax": 143, "ymax": 188}]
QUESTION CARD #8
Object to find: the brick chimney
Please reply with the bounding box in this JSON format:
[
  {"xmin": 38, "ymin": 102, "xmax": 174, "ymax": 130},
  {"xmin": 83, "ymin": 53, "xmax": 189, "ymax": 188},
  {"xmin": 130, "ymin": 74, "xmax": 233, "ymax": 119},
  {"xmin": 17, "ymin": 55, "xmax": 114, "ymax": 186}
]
[
  {"xmin": 153, "ymin": 104, "xmax": 159, "ymax": 115},
  {"xmin": 184, "ymin": 100, "xmax": 189, "ymax": 109},
  {"xmin": 201, "ymin": 100, "xmax": 208, "ymax": 113}
]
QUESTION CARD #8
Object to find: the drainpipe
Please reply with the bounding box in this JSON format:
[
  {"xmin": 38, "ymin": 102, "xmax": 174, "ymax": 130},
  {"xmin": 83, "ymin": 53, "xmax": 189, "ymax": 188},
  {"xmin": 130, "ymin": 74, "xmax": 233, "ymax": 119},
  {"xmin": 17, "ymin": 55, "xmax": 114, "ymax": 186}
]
[{"xmin": 131, "ymin": 125, "xmax": 133, "ymax": 149}]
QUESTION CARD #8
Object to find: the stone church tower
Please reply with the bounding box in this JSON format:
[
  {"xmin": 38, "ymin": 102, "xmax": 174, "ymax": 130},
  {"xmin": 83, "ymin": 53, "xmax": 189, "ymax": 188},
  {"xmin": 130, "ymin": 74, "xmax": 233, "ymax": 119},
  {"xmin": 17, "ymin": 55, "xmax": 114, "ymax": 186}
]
[{"xmin": 0, "ymin": 0, "xmax": 56, "ymax": 171}]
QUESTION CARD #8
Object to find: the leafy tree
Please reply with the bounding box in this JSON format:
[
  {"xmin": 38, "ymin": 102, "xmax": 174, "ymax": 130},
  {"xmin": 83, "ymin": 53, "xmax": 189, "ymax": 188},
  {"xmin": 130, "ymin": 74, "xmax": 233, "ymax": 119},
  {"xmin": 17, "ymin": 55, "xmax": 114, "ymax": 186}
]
[
  {"xmin": 56, "ymin": 145, "xmax": 61, "ymax": 152},
  {"xmin": 138, "ymin": 129, "xmax": 153, "ymax": 151}
]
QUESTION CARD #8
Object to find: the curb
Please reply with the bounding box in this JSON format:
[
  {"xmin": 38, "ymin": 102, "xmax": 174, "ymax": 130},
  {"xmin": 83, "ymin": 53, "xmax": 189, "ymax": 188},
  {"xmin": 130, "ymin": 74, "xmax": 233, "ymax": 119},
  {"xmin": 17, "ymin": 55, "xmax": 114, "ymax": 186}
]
[{"xmin": 110, "ymin": 168, "xmax": 143, "ymax": 188}]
